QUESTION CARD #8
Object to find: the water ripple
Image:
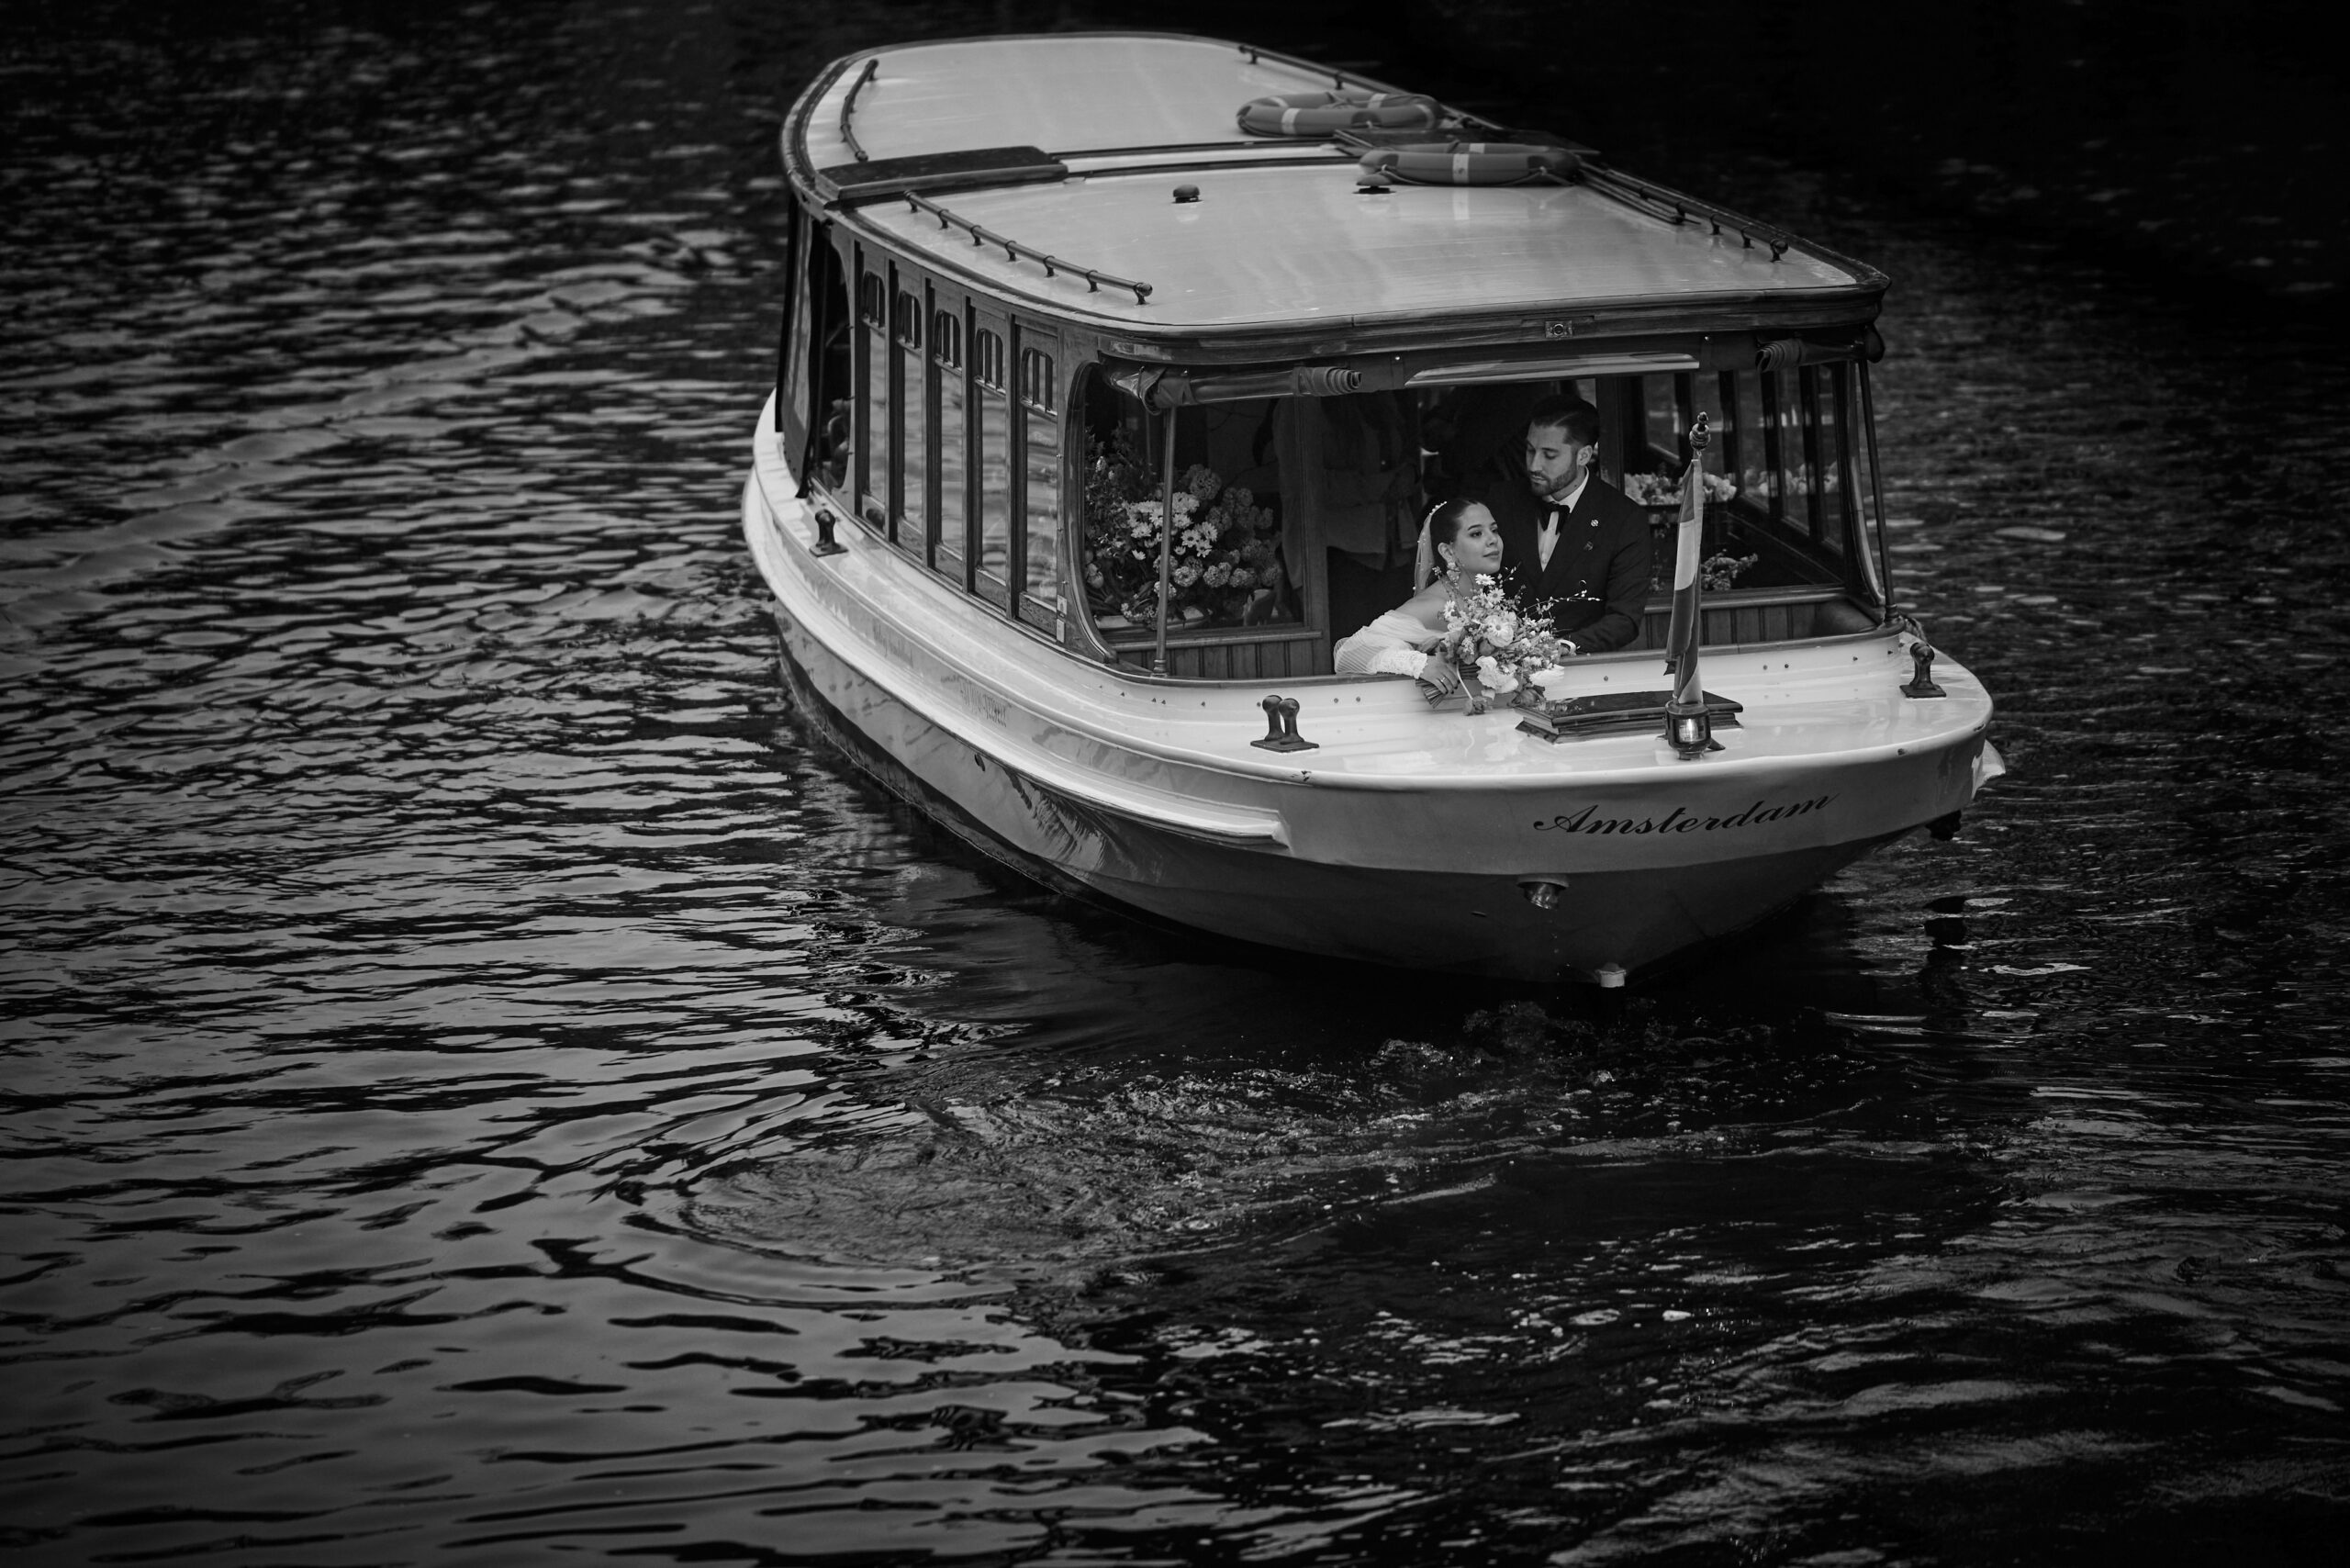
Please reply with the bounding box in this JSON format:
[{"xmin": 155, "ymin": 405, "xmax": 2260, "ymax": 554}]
[{"xmin": 4, "ymin": 0, "xmax": 2346, "ymax": 1563}]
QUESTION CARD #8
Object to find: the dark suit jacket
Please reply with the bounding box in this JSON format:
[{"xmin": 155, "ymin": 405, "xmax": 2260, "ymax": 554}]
[{"xmin": 1477, "ymin": 476, "xmax": 1654, "ymax": 653}]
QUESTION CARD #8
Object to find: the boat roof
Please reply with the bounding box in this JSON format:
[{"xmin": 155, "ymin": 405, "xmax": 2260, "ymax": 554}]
[
  {"xmin": 784, "ymin": 33, "xmax": 1884, "ymax": 342},
  {"xmin": 799, "ymin": 33, "xmax": 1337, "ymax": 166},
  {"xmin": 860, "ymin": 166, "xmax": 1858, "ymax": 331}
]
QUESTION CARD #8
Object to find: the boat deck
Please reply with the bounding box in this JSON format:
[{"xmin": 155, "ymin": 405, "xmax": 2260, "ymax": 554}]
[{"xmin": 749, "ymin": 406, "xmax": 1988, "ymax": 794}]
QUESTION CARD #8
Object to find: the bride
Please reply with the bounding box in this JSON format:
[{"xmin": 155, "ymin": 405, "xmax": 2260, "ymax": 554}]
[{"xmin": 1331, "ymin": 498, "xmax": 1505, "ymax": 694}]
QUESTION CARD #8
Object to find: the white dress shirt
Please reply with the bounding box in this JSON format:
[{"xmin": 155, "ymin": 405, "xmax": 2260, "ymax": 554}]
[{"xmin": 1537, "ymin": 475, "xmax": 1591, "ymax": 570}]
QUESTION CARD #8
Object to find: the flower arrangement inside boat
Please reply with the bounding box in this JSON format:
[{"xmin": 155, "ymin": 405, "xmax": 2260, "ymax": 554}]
[
  {"xmin": 1081, "ymin": 431, "xmax": 1289, "ymax": 631},
  {"xmin": 1624, "ymin": 467, "xmax": 1760, "ymax": 592},
  {"xmin": 1622, "ymin": 468, "xmax": 1740, "ymax": 510},
  {"xmin": 1695, "ymin": 551, "xmax": 1762, "ymax": 592},
  {"xmin": 1438, "ymin": 574, "xmax": 1575, "ymax": 714}
]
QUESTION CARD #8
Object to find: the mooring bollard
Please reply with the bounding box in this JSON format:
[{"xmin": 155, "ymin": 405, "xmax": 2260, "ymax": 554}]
[
  {"xmin": 1901, "ymin": 638, "xmax": 1946, "ymax": 698},
  {"xmin": 1250, "ymin": 695, "xmax": 1316, "ymax": 753}
]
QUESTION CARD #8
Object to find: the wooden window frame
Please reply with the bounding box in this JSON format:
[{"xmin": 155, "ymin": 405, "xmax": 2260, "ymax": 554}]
[{"xmin": 1016, "ymin": 345, "xmax": 1057, "ymax": 414}]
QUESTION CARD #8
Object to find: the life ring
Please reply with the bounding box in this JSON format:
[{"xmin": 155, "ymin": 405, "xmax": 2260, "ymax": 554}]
[
  {"xmin": 1236, "ymin": 89, "xmax": 1441, "ymax": 137},
  {"xmin": 1358, "ymin": 142, "xmax": 1580, "ymax": 186}
]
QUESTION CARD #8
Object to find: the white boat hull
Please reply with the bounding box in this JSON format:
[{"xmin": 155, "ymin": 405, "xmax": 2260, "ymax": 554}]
[{"xmin": 744, "ymin": 414, "xmax": 2000, "ymax": 984}]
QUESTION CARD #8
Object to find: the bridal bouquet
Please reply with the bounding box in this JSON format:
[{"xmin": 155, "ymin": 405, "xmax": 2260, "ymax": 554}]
[{"xmin": 1438, "ymin": 574, "xmax": 1575, "ymax": 714}]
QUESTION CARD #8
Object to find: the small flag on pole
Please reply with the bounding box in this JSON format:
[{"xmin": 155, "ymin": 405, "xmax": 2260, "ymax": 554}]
[
  {"xmin": 1663, "ymin": 412, "xmax": 1709, "ymax": 687},
  {"xmin": 1662, "ymin": 412, "xmax": 1718, "ymax": 757}
]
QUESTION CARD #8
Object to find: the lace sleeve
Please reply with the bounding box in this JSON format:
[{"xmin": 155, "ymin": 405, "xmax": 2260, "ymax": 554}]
[{"xmin": 1335, "ymin": 631, "xmax": 1430, "ymax": 678}]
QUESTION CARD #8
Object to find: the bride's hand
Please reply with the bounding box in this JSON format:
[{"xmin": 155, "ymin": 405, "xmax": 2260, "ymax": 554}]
[{"xmin": 1416, "ymin": 655, "xmax": 1463, "ymax": 700}]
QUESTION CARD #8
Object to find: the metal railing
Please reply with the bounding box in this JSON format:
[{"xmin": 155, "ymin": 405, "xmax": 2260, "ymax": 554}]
[
  {"xmin": 839, "ymin": 58, "xmax": 878, "ymax": 162},
  {"xmin": 1577, "ymin": 164, "xmax": 1793, "ymax": 259},
  {"xmin": 900, "ymin": 191, "xmax": 1154, "ymax": 305}
]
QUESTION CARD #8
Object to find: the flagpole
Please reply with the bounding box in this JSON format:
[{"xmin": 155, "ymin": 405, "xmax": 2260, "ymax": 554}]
[{"xmin": 1662, "ymin": 411, "xmax": 1718, "ymax": 758}]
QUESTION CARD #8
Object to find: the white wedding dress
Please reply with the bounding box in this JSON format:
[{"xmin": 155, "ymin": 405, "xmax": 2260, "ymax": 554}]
[{"xmin": 1334, "ymin": 609, "xmax": 1443, "ymax": 678}]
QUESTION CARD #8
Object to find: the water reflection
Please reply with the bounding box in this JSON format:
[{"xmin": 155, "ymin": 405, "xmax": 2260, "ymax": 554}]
[{"xmin": 3, "ymin": 0, "xmax": 2347, "ymax": 1562}]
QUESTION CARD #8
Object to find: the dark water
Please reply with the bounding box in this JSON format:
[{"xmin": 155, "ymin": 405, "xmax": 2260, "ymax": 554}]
[
  {"xmin": 1402, "ymin": 0, "xmax": 2350, "ymax": 306},
  {"xmin": 5, "ymin": 2, "xmax": 2348, "ymax": 1562}
]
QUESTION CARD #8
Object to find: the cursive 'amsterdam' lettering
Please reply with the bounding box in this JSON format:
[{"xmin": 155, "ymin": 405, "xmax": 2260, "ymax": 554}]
[{"xmin": 1532, "ymin": 796, "xmax": 1835, "ymax": 834}]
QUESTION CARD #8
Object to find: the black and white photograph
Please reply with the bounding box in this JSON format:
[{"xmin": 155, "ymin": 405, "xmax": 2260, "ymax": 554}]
[{"xmin": 4, "ymin": 0, "xmax": 2344, "ymax": 1562}]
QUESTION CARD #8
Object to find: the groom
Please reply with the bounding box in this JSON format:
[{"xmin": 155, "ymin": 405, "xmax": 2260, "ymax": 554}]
[{"xmin": 1478, "ymin": 396, "xmax": 1652, "ymax": 655}]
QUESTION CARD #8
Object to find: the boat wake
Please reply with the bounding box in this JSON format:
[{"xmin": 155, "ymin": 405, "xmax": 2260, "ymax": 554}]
[{"xmin": 683, "ymin": 1002, "xmax": 1890, "ymax": 1282}]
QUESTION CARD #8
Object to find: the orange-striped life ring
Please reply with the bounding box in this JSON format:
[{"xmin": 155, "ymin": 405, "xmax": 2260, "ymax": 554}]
[
  {"xmin": 1357, "ymin": 142, "xmax": 1580, "ymax": 186},
  {"xmin": 1236, "ymin": 89, "xmax": 1441, "ymax": 137}
]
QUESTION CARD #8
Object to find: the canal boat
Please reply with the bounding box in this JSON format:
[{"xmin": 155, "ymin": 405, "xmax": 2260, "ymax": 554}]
[{"xmin": 743, "ymin": 32, "xmax": 2002, "ymax": 984}]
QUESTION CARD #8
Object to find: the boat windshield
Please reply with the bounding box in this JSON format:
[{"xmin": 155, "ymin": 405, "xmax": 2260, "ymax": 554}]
[
  {"xmin": 766, "ymin": 191, "xmax": 1886, "ymax": 678},
  {"xmin": 1071, "ymin": 364, "xmax": 1888, "ymax": 674}
]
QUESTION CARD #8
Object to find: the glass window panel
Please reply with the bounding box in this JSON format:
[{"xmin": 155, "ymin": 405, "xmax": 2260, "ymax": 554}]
[
  {"xmin": 898, "ymin": 341, "xmax": 926, "ymax": 549},
  {"xmin": 1595, "ymin": 375, "xmax": 1633, "ymax": 487},
  {"xmin": 781, "ymin": 213, "xmax": 813, "ymax": 454},
  {"xmin": 861, "ymin": 363, "xmax": 888, "ymax": 527},
  {"xmin": 1641, "ymin": 373, "xmax": 1680, "ymax": 468},
  {"xmin": 977, "ymin": 387, "xmax": 1012, "ymax": 605},
  {"xmin": 1814, "ymin": 364, "xmax": 1846, "ymax": 555},
  {"xmin": 856, "ymin": 273, "xmax": 887, "ymax": 521},
  {"xmin": 1730, "ymin": 371, "xmax": 1765, "ymax": 517},
  {"xmin": 810, "ymin": 247, "xmax": 853, "ymax": 491},
  {"xmin": 1024, "ymin": 403, "xmax": 1059, "ymax": 602},
  {"xmin": 1846, "ymin": 365, "xmax": 1887, "ymax": 601},
  {"xmin": 1792, "ymin": 366, "xmax": 1824, "ymax": 542},
  {"xmin": 1710, "ymin": 371, "xmax": 1744, "ymax": 504},
  {"xmin": 970, "ymin": 328, "xmax": 1013, "ymax": 605},
  {"xmin": 1078, "ymin": 369, "xmax": 1158, "ymax": 632},
  {"xmin": 1756, "ymin": 369, "xmax": 1786, "ymax": 523},
  {"xmin": 935, "ymin": 317, "xmax": 967, "ymax": 582},
  {"xmin": 1017, "ymin": 347, "xmax": 1054, "ymax": 412}
]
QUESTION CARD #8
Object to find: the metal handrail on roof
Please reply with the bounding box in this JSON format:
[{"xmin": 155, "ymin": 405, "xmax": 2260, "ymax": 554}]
[
  {"xmin": 1236, "ymin": 40, "xmax": 1382, "ymax": 94},
  {"xmin": 1578, "ymin": 164, "xmax": 1793, "ymax": 260},
  {"xmin": 900, "ymin": 190, "xmax": 1154, "ymax": 305},
  {"xmin": 839, "ymin": 58, "xmax": 878, "ymax": 163}
]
